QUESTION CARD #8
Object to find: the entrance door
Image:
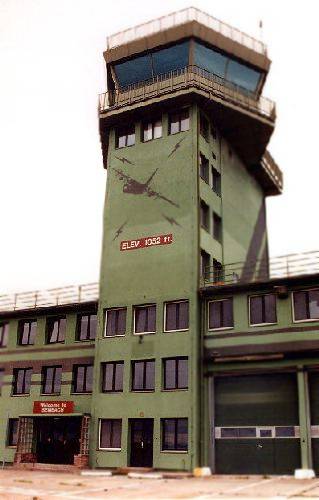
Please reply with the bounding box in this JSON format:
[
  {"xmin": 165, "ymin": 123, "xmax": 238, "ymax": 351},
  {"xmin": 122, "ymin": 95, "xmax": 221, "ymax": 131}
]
[
  {"xmin": 35, "ymin": 417, "xmax": 81, "ymax": 464},
  {"xmin": 130, "ymin": 419, "xmax": 153, "ymax": 467}
]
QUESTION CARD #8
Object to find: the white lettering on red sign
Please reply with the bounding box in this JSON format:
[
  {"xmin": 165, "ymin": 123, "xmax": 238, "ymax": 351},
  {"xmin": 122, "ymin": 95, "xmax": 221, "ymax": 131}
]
[{"xmin": 120, "ymin": 234, "xmax": 173, "ymax": 251}]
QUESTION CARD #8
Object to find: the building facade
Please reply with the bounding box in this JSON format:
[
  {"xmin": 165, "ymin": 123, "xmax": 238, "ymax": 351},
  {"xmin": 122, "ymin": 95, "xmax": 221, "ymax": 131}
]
[{"xmin": 1, "ymin": 7, "xmax": 319, "ymax": 474}]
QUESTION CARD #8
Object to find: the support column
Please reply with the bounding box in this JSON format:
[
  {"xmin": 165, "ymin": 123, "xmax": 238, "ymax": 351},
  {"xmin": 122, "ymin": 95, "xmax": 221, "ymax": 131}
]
[{"xmin": 297, "ymin": 368, "xmax": 313, "ymax": 471}]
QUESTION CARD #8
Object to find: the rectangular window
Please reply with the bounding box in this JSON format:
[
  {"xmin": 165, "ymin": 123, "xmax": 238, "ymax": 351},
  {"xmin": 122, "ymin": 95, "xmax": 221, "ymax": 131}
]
[
  {"xmin": 169, "ymin": 109, "xmax": 190, "ymax": 135},
  {"xmin": 41, "ymin": 366, "xmax": 62, "ymax": 395},
  {"xmin": 116, "ymin": 124, "xmax": 135, "ymax": 148},
  {"xmin": 142, "ymin": 118, "xmax": 162, "ymax": 142},
  {"xmin": 72, "ymin": 364, "xmax": 93, "ymax": 393},
  {"xmin": 12, "ymin": 368, "xmax": 32, "ymax": 395},
  {"xmin": 200, "ymin": 200, "xmax": 209, "ymax": 231},
  {"xmin": 165, "ymin": 301, "xmax": 189, "ymax": 332},
  {"xmin": 212, "ymin": 166, "xmax": 221, "ymax": 196},
  {"xmin": 7, "ymin": 419, "xmax": 19, "ymax": 446},
  {"xmin": 199, "ymin": 154, "xmax": 209, "ymax": 183},
  {"xmin": 213, "ymin": 212, "xmax": 222, "ymax": 242},
  {"xmin": 250, "ymin": 294, "xmax": 277, "ymax": 325},
  {"xmin": 162, "ymin": 418, "xmax": 188, "ymax": 451},
  {"xmin": 76, "ymin": 313, "xmax": 97, "ymax": 341},
  {"xmin": 201, "ymin": 250, "xmax": 210, "ymax": 280},
  {"xmin": 99, "ymin": 419, "xmax": 122, "ymax": 450},
  {"xmin": 200, "ymin": 113, "xmax": 209, "ymax": 141},
  {"xmin": 46, "ymin": 317, "xmax": 66, "ymax": 344},
  {"xmin": 105, "ymin": 308, "xmax": 126, "ymax": 337},
  {"xmin": 293, "ymin": 290, "xmax": 319, "ymax": 321},
  {"xmin": 101, "ymin": 361, "xmax": 124, "ymax": 392},
  {"xmin": 209, "ymin": 298, "xmax": 233, "ymax": 330},
  {"xmin": 0, "ymin": 323, "xmax": 9, "ymax": 348},
  {"xmin": 18, "ymin": 320, "xmax": 37, "ymax": 346},
  {"xmin": 163, "ymin": 357, "xmax": 188, "ymax": 390},
  {"xmin": 131, "ymin": 359, "xmax": 155, "ymax": 391},
  {"xmin": 134, "ymin": 305, "xmax": 156, "ymax": 334}
]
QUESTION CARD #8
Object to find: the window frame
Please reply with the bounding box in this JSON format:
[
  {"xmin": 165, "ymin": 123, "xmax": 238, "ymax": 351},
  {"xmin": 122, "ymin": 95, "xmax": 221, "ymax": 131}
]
[
  {"xmin": 115, "ymin": 124, "xmax": 135, "ymax": 149},
  {"xmin": 76, "ymin": 313, "xmax": 97, "ymax": 342},
  {"xmin": 131, "ymin": 359, "xmax": 155, "ymax": 392},
  {"xmin": 292, "ymin": 288, "xmax": 319, "ymax": 323},
  {"xmin": 7, "ymin": 418, "xmax": 19, "ymax": 447},
  {"xmin": 142, "ymin": 117, "xmax": 163, "ymax": 142},
  {"xmin": 161, "ymin": 418, "xmax": 188, "ymax": 453},
  {"xmin": 163, "ymin": 357, "xmax": 188, "ymax": 391},
  {"xmin": 12, "ymin": 367, "xmax": 32, "ymax": 396},
  {"xmin": 101, "ymin": 361, "xmax": 124, "ymax": 393},
  {"xmin": 98, "ymin": 418, "xmax": 122, "ymax": 451},
  {"xmin": 133, "ymin": 304, "xmax": 156, "ymax": 335},
  {"xmin": 72, "ymin": 364, "xmax": 93, "ymax": 394},
  {"xmin": 46, "ymin": 316, "xmax": 66, "ymax": 344},
  {"xmin": 168, "ymin": 108, "xmax": 190, "ymax": 135},
  {"xmin": 208, "ymin": 298, "xmax": 234, "ymax": 331},
  {"xmin": 17, "ymin": 319, "xmax": 37, "ymax": 346},
  {"xmin": 0, "ymin": 323, "xmax": 9, "ymax": 348},
  {"xmin": 249, "ymin": 293, "xmax": 277, "ymax": 327},
  {"xmin": 104, "ymin": 307, "xmax": 127, "ymax": 338},
  {"xmin": 164, "ymin": 300, "xmax": 189, "ymax": 333},
  {"xmin": 41, "ymin": 365, "xmax": 62, "ymax": 395}
]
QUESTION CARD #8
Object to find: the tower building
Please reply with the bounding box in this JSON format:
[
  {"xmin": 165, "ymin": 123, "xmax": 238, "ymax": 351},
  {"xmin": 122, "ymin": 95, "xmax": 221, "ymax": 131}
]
[{"xmin": 2, "ymin": 8, "xmax": 319, "ymax": 477}]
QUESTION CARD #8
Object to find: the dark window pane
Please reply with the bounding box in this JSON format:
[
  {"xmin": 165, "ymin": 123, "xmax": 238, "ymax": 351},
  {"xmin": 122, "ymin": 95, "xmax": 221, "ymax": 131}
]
[
  {"xmin": 100, "ymin": 419, "xmax": 111, "ymax": 448},
  {"xmin": 164, "ymin": 359, "xmax": 176, "ymax": 389},
  {"xmin": 238, "ymin": 427, "xmax": 256, "ymax": 438},
  {"xmin": 200, "ymin": 154, "xmax": 209, "ymax": 183},
  {"xmin": 132, "ymin": 361, "xmax": 144, "ymax": 391},
  {"xmin": 227, "ymin": 59, "xmax": 260, "ymax": 92},
  {"xmin": 212, "ymin": 167, "xmax": 221, "ymax": 196},
  {"xmin": 29, "ymin": 321, "xmax": 37, "ymax": 344},
  {"xmin": 135, "ymin": 305, "xmax": 156, "ymax": 333},
  {"xmin": 89, "ymin": 314, "xmax": 97, "ymax": 339},
  {"xmin": 152, "ymin": 41, "xmax": 189, "ymax": 75},
  {"xmin": 86, "ymin": 365, "xmax": 93, "ymax": 392},
  {"xmin": 176, "ymin": 418, "xmax": 188, "ymax": 450},
  {"xmin": 48, "ymin": 317, "xmax": 66, "ymax": 343},
  {"xmin": 103, "ymin": 363, "xmax": 114, "ymax": 392},
  {"xmin": 201, "ymin": 251, "xmax": 210, "ymax": 279},
  {"xmin": 162, "ymin": 419, "xmax": 175, "ymax": 450},
  {"xmin": 145, "ymin": 360, "xmax": 155, "ymax": 390},
  {"xmin": 178, "ymin": 358, "xmax": 188, "ymax": 389},
  {"xmin": 166, "ymin": 303, "xmax": 177, "ymax": 331},
  {"xmin": 112, "ymin": 420, "xmax": 122, "ymax": 448},
  {"xmin": 309, "ymin": 290, "xmax": 319, "ymax": 319},
  {"xmin": 7, "ymin": 419, "xmax": 19, "ymax": 446},
  {"xmin": 54, "ymin": 367, "xmax": 62, "ymax": 393},
  {"xmin": 221, "ymin": 428, "xmax": 238, "ymax": 438},
  {"xmin": 194, "ymin": 42, "xmax": 227, "ymax": 78},
  {"xmin": 264, "ymin": 294, "xmax": 276, "ymax": 323},
  {"xmin": 250, "ymin": 296, "xmax": 263, "ymax": 325},
  {"xmin": 80, "ymin": 315, "xmax": 88, "ymax": 339},
  {"xmin": 260, "ymin": 429, "xmax": 272, "ymax": 438},
  {"xmin": 294, "ymin": 291, "xmax": 307, "ymax": 320},
  {"xmin": 200, "ymin": 201, "xmax": 209, "ymax": 230},
  {"xmin": 213, "ymin": 213, "xmax": 222, "ymax": 242},
  {"xmin": 0, "ymin": 323, "xmax": 9, "ymax": 347},
  {"xmin": 114, "ymin": 363, "xmax": 124, "ymax": 392},
  {"xmin": 223, "ymin": 299, "xmax": 233, "ymax": 328},
  {"xmin": 100, "ymin": 419, "xmax": 122, "ymax": 449},
  {"xmin": 73, "ymin": 365, "xmax": 93, "ymax": 393},
  {"xmin": 200, "ymin": 114, "xmax": 209, "ymax": 140},
  {"xmin": 178, "ymin": 301, "xmax": 189, "ymax": 330},
  {"xmin": 0, "ymin": 370, "xmax": 4, "ymax": 393},
  {"xmin": 114, "ymin": 54, "xmax": 152, "ymax": 87},
  {"xmin": 162, "ymin": 418, "xmax": 188, "ymax": 451},
  {"xmin": 209, "ymin": 301, "xmax": 222, "ymax": 329},
  {"xmin": 275, "ymin": 426, "xmax": 295, "ymax": 437}
]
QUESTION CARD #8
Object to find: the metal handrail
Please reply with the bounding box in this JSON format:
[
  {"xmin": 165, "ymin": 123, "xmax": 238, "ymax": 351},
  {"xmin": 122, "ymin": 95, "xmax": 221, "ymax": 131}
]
[
  {"xmin": 0, "ymin": 282, "xmax": 99, "ymax": 313},
  {"xmin": 99, "ymin": 65, "xmax": 275, "ymax": 121},
  {"xmin": 106, "ymin": 7, "xmax": 266, "ymax": 56},
  {"xmin": 203, "ymin": 250, "xmax": 319, "ymax": 287}
]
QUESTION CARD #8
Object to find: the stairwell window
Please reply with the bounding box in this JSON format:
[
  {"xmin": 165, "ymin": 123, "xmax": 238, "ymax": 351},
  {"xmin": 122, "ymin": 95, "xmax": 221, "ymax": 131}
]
[
  {"xmin": 0, "ymin": 323, "xmax": 9, "ymax": 348},
  {"xmin": 200, "ymin": 200, "xmax": 209, "ymax": 231},
  {"xmin": 199, "ymin": 154, "xmax": 209, "ymax": 184},
  {"xmin": 212, "ymin": 167, "xmax": 221, "ymax": 196},
  {"xmin": 134, "ymin": 304, "xmax": 156, "ymax": 334},
  {"xmin": 46, "ymin": 317, "xmax": 66, "ymax": 344},
  {"xmin": 293, "ymin": 289, "xmax": 319, "ymax": 322},
  {"xmin": 213, "ymin": 212, "xmax": 222, "ymax": 242},
  {"xmin": 76, "ymin": 313, "xmax": 97, "ymax": 341},
  {"xmin": 116, "ymin": 124, "xmax": 135, "ymax": 148},
  {"xmin": 169, "ymin": 109, "xmax": 189, "ymax": 135},
  {"xmin": 142, "ymin": 118, "xmax": 162, "ymax": 142},
  {"xmin": 12, "ymin": 368, "xmax": 32, "ymax": 395},
  {"xmin": 101, "ymin": 361, "xmax": 124, "ymax": 393},
  {"xmin": 18, "ymin": 320, "xmax": 37, "ymax": 346},
  {"xmin": 209, "ymin": 298, "xmax": 233, "ymax": 330},
  {"xmin": 165, "ymin": 300, "xmax": 189, "ymax": 332},
  {"xmin": 249, "ymin": 294, "xmax": 277, "ymax": 326},
  {"xmin": 105, "ymin": 307, "xmax": 126, "ymax": 337}
]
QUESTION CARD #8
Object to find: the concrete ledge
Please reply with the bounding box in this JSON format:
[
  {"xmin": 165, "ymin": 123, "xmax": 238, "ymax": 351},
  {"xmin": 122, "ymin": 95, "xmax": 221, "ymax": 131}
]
[
  {"xmin": 128, "ymin": 472, "xmax": 163, "ymax": 480},
  {"xmin": 294, "ymin": 469, "xmax": 315, "ymax": 479},
  {"xmin": 81, "ymin": 470, "xmax": 112, "ymax": 477}
]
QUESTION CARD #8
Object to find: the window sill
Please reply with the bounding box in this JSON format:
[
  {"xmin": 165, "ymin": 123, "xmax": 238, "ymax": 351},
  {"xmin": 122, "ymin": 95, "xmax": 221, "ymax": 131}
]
[
  {"xmin": 249, "ymin": 322, "xmax": 277, "ymax": 328},
  {"xmin": 103, "ymin": 334, "xmax": 126, "ymax": 339},
  {"xmin": 17, "ymin": 344, "xmax": 35, "ymax": 347},
  {"xmin": 74, "ymin": 339, "xmax": 95, "ymax": 343},
  {"xmin": 208, "ymin": 327, "xmax": 233, "ymax": 332},
  {"xmin": 293, "ymin": 318, "xmax": 319, "ymax": 324},
  {"xmin": 115, "ymin": 143, "xmax": 135, "ymax": 150},
  {"xmin": 164, "ymin": 328, "xmax": 189, "ymax": 334},
  {"xmin": 162, "ymin": 388, "xmax": 188, "ymax": 392},
  {"xmin": 133, "ymin": 331, "xmax": 156, "ymax": 336},
  {"xmin": 6, "ymin": 445, "xmax": 17, "ymax": 449},
  {"xmin": 160, "ymin": 450, "xmax": 188, "ymax": 454},
  {"xmin": 40, "ymin": 393, "xmax": 61, "ymax": 397},
  {"xmin": 131, "ymin": 390, "xmax": 155, "ymax": 393},
  {"xmin": 70, "ymin": 392, "xmax": 92, "ymax": 395},
  {"xmin": 101, "ymin": 391, "xmax": 123, "ymax": 394},
  {"xmin": 98, "ymin": 448, "xmax": 121, "ymax": 452},
  {"xmin": 11, "ymin": 394, "xmax": 30, "ymax": 397},
  {"xmin": 169, "ymin": 129, "xmax": 189, "ymax": 136}
]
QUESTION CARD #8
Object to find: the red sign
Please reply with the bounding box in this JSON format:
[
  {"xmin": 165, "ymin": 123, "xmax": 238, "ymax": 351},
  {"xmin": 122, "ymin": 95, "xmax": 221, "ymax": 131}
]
[
  {"xmin": 33, "ymin": 401, "xmax": 74, "ymax": 414},
  {"xmin": 121, "ymin": 233, "xmax": 173, "ymax": 251}
]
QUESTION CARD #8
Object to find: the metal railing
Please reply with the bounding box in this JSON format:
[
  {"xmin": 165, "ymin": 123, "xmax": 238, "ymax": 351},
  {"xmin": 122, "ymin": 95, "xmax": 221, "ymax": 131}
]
[
  {"xmin": 261, "ymin": 150, "xmax": 283, "ymax": 192},
  {"xmin": 107, "ymin": 7, "xmax": 266, "ymax": 56},
  {"xmin": 203, "ymin": 250, "xmax": 319, "ymax": 287},
  {"xmin": 0, "ymin": 282, "xmax": 99, "ymax": 313},
  {"xmin": 99, "ymin": 65, "xmax": 276, "ymax": 121}
]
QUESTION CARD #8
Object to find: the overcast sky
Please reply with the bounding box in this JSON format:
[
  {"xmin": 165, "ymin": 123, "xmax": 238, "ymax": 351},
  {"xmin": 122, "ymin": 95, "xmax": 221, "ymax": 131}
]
[{"xmin": 0, "ymin": 0, "xmax": 318, "ymax": 294}]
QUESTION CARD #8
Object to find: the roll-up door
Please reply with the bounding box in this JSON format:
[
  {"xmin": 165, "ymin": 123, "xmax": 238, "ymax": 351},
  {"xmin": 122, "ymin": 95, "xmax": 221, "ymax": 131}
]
[{"xmin": 214, "ymin": 373, "xmax": 300, "ymax": 474}]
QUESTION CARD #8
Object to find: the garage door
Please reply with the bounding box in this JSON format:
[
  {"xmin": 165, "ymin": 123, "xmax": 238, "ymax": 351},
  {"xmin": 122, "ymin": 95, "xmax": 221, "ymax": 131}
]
[{"xmin": 214, "ymin": 373, "xmax": 300, "ymax": 474}]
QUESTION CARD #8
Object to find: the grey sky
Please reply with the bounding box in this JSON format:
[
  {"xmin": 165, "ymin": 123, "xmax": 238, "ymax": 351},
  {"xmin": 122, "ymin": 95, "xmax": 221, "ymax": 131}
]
[{"xmin": 0, "ymin": 0, "xmax": 318, "ymax": 293}]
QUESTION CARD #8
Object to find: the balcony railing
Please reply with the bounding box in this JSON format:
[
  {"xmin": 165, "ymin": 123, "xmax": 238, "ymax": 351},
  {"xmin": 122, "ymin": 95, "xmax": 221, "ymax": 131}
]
[
  {"xmin": 107, "ymin": 7, "xmax": 266, "ymax": 56},
  {"xmin": 99, "ymin": 65, "xmax": 276, "ymax": 122},
  {"xmin": 261, "ymin": 150, "xmax": 283, "ymax": 192},
  {"xmin": 0, "ymin": 282, "xmax": 99, "ymax": 313},
  {"xmin": 203, "ymin": 250, "xmax": 319, "ymax": 287}
]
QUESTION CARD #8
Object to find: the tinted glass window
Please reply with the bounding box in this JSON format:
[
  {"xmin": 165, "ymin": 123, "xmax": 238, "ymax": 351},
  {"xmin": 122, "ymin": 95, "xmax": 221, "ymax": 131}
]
[
  {"xmin": 105, "ymin": 308, "xmax": 126, "ymax": 336},
  {"xmin": 200, "ymin": 114, "xmax": 209, "ymax": 141},
  {"xmin": 114, "ymin": 54, "xmax": 153, "ymax": 87},
  {"xmin": 209, "ymin": 299, "xmax": 233, "ymax": 329},
  {"xmin": 100, "ymin": 419, "xmax": 122, "ymax": 449},
  {"xmin": 227, "ymin": 59, "xmax": 260, "ymax": 92},
  {"xmin": 213, "ymin": 213, "xmax": 222, "ymax": 242},
  {"xmin": 201, "ymin": 250, "xmax": 210, "ymax": 279},
  {"xmin": 200, "ymin": 201, "xmax": 209, "ymax": 230},
  {"xmin": 152, "ymin": 41, "xmax": 189, "ymax": 75},
  {"xmin": 194, "ymin": 42, "xmax": 227, "ymax": 78},
  {"xmin": 134, "ymin": 305, "xmax": 156, "ymax": 334},
  {"xmin": 200, "ymin": 154, "xmax": 209, "ymax": 183},
  {"xmin": 165, "ymin": 301, "xmax": 189, "ymax": 331},
  {"xmin": 212, "ymin": 167, "xmax": 221, "ymax": 196}
]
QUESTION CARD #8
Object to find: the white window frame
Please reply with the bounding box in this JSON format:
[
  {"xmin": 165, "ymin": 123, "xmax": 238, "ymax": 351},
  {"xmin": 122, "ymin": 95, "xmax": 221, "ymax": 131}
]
[
  {"xmin": 104, "ymin": 307, "xmax": 127, "ymax": 338},
  {"xmin": 98, "ymin": 418, "xmax": 122, "ymax": 451},
  {"xmin": 248, "ymin": 293, "xmax": 277, "ymax": 327},
  {"xmin": 292, "ymin": 288, "xmax": 319, "ymax": 323},
  {"xmin": 133, "ymin": 304, "xmax": 156, "ymax": 335},
  {"xmin": 208, "ymin": 299, "xmax": 234, "ymax": 331},
  {"xmin": 164, "ymin": 300, "xmax": 189, "ymax": 333}
]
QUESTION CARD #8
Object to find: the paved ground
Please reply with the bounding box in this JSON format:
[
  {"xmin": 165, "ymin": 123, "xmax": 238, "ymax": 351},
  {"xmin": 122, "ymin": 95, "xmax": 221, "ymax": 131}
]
[{"xmin": 2, "ymin": 470, "xmax": 319, "ymax": 499}]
